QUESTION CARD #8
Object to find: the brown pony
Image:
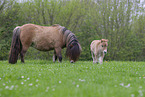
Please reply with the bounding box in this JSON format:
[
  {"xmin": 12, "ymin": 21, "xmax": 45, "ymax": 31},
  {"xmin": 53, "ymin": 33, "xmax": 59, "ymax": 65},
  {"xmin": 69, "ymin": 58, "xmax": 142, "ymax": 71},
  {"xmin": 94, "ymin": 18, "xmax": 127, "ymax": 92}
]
[
  {"xmin": 90, "ymin": 39, "xmax": 108, "ymax": 64},
  {"xmin": 9, "ymin": 24, "xmax": 81, "ymax": 64}
]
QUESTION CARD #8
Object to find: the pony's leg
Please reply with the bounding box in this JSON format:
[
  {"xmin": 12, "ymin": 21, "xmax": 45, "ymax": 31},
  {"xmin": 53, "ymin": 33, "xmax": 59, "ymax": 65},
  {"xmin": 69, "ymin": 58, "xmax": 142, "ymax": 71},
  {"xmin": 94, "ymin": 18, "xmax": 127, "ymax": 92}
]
[
  {"xmin": 20, "ymin": 46, "xmax": 29, "ymax": 63},
  {"xmin": 53, "ymin": 50, "xmax": 57, "ymax": 62},
  {"xmin": 95, "ymin": 55, "xmax": 98, "ymax": 64},
  {"xmin": 55, "ymin": 47, "xmax": 62, "ymax": 62},
  {"xmin": 99, "ymin": 54, "xmax": 105, "ymax": 64},
  {"xmin": 99, "ymin": 57, "xmax": 103, "ymax": 64},
  {"xmin": 91, "ymin": 51, "xmax": 95, "ymax": 63}
]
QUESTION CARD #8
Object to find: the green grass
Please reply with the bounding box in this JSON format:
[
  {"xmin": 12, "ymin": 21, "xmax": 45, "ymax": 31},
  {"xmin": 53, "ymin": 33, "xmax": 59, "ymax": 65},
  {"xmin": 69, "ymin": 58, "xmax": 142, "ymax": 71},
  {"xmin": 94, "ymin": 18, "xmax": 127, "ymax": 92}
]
[{"xmin": 0, "ymin": 60, "xmax": 145, "ymax": 97}]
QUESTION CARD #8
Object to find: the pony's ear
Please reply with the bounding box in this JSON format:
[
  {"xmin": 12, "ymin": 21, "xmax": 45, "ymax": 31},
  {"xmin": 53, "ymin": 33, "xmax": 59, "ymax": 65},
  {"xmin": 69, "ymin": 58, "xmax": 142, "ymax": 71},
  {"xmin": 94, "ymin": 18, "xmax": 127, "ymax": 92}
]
[
  {"xmin": 101, "ymin": 39, "xmax": 108, "ymax": 42},
  {"xmin": 101, "ymin": 39, "xmax": 105, "ymax": 43},
  {"xmin": 105, "ymin": 39, "xmax": 108, "ymax": 42}
]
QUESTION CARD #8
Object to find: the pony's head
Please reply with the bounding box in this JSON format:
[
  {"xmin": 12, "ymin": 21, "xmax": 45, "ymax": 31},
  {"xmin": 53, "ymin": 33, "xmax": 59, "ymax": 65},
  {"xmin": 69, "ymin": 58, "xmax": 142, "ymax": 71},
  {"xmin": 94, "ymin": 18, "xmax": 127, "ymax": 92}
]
[
  {"xmin": 99, "ymin": 39, "xmax": 108, "ymax": 54},
  {"xmin": 66, "ymin": 39, "xmax": 81, "ymax": 63}
]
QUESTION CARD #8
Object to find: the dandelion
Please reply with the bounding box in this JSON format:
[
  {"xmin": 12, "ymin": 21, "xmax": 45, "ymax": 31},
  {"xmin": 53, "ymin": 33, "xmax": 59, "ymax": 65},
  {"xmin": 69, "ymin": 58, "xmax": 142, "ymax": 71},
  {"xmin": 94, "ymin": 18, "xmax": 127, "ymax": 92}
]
[{"xmin": 21, "ymin": 76, "xmax": 24, "ymax": 78}]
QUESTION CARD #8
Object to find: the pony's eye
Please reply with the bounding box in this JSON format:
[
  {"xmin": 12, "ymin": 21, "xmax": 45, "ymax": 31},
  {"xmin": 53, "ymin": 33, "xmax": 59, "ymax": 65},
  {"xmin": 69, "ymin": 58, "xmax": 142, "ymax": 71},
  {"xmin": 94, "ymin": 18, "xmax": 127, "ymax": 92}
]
[{"xmin": 102, "ymin": 45, "xmax": 103, "ymax": 47}]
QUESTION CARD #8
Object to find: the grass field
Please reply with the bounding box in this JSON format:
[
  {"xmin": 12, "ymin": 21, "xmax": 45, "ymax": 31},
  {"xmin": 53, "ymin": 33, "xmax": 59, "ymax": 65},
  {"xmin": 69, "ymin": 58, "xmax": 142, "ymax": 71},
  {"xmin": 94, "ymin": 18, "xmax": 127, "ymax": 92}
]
[{"xmin": 0, "ymin": 60, "xmax": 145, "ymax": 97}]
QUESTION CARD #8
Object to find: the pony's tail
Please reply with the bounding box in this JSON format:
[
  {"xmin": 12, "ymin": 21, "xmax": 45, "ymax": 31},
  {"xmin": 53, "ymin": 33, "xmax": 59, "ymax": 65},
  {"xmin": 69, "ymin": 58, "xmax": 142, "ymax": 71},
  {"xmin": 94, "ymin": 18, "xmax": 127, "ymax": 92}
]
[
  {"xmin": 66, "ymin": 42, "xmax": 81, "ymax": 62},
  {"xmin": 9, "ymin": 27, "xmax": 21, "ymax": 64}
]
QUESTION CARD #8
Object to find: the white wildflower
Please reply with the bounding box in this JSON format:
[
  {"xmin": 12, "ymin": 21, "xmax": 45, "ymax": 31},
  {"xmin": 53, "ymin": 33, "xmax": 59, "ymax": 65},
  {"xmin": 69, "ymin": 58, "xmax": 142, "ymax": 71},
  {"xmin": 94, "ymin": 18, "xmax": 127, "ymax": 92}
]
[
  {"xmin": 119, "ymin": 83, "xmax": 124, "ymax": 86},
  {"xmin": 27, "ymin": 78, "xmax": 30, "ymax": 80},
  {"xmin": 52, "ymin": 88, "xmax": 55, "ymax": 91},
  {"xmin": 125, "ymin": 84, "xmax": 130, "ymax": 88},
  {"xmin": 131, "ymin": 94, "xmax": 135, "ymax": 97},
  {"xmin": 76, "ymin": 85, "xmax": 79, "ymax": 87},
  {"xmin": 35, "ymin": 85, "xmax": 38, "ymax": 87},
  {"xmin": 9, "ymin": 85, "xmax": 14, "ymax": 90},
  {"xmin": 21, "ymin": 82, "xmax": 24, "ymax": 84},
  {"xmin": 59, "ymin": 81, "xmax": 61, "ymax": 83},
  {"xmin": 72, "ymin": 82, "xmax": 75, "ymax": 85},
  {"xmin": 29, "ymin": 83, "xmax": 33, "ymax": 86},
  {"xmin": 36, "ymin": 79, "xmax": 39, "ymax": 82},
  {"xmin": 79, "ymin": 79, "xmax": 85, "ymax": 82},
  {"xmin": 46, "ymin": 87, "xmax": 49, "ymax": 90},
  {"xmin": 138, "ymin": 90, "xmax": 143, "ymax": 96},
  {"xmin": 21, "ymin": 76, "xmax": 24, "ymax": 78},
  {"xmin": 5, "ymin": 86, "xmax": 9, "ymax": 89}
]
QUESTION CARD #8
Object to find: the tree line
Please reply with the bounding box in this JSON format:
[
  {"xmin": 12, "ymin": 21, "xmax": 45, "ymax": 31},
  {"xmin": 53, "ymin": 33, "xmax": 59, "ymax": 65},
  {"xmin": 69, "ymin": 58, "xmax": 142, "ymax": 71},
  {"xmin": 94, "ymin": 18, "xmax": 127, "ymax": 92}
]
[{"xmin": 0, "ymin": 0, "xmax": 145, "ymax": 61}]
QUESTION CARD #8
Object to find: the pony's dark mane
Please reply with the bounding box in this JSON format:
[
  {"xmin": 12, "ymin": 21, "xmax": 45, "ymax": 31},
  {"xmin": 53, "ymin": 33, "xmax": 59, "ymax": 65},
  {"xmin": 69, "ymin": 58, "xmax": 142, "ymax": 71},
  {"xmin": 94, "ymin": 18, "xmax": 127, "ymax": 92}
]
[{"xmin": 61, "ymin": 27, "xmax": 81, "ymax": 62}]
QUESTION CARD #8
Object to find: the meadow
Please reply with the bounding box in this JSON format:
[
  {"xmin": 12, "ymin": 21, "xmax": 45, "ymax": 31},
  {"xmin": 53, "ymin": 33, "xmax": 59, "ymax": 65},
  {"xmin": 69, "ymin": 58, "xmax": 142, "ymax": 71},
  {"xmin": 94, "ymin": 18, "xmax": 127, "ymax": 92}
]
[{"xmin": 0, "ymin": 60, "xmax": 145, "ymax": 97}]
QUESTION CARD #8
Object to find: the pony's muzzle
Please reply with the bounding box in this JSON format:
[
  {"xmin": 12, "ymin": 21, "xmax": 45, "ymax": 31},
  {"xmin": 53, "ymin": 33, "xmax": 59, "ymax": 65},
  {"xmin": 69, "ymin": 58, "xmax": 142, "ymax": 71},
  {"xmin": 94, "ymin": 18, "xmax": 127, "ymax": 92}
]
[
  {"xmin": 70, "ymin": 60, "xmax": 74, "ymax": 63},
  {"xmin": 104, "ymin": 51, "xmax": 107, "ymax": 54}
]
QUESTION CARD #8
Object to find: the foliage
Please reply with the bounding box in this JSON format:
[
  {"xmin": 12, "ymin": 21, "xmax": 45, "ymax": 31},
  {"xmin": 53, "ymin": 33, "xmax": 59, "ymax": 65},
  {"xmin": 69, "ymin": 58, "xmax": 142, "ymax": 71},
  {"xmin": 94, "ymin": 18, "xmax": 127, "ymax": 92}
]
[
  {"xmin": 0, "ymin": 0, "xmax": 145, "ymax": 61},
  {"xmin": 0, "ymin": 60, "xmax": 145, "ymax": 97}
]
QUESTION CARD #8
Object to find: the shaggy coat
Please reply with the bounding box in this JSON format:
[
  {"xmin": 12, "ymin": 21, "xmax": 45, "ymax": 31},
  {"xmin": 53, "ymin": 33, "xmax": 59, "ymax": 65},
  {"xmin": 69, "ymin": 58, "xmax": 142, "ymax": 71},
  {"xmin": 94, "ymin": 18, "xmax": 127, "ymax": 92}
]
[
  {"xmin": 90, "ymin": 39, "xmax": 108, "ymax": 64},
  {"xmin": 9, "ymin": 24, "xmax": 81, "ymax": 64}
]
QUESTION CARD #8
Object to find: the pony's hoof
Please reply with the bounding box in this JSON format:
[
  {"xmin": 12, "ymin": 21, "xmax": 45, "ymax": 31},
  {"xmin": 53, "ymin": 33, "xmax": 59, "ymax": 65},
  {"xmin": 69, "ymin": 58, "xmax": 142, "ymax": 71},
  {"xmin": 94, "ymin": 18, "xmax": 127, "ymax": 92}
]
[{"xmin": 70, "ymin": 60, "xmax": 74, "ymax": 63}]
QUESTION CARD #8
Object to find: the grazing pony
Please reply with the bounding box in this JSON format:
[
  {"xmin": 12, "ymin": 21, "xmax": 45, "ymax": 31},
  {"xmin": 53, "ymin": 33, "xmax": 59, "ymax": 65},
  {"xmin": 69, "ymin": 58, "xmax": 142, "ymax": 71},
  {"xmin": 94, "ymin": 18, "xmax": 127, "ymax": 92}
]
[
  {"xmin": 9, "ymin": 24, "xmax": 81, "ymax": 64},
  {"xmin": 90, "ymin": 39, "xmax": 108, "ymax": 64}
]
